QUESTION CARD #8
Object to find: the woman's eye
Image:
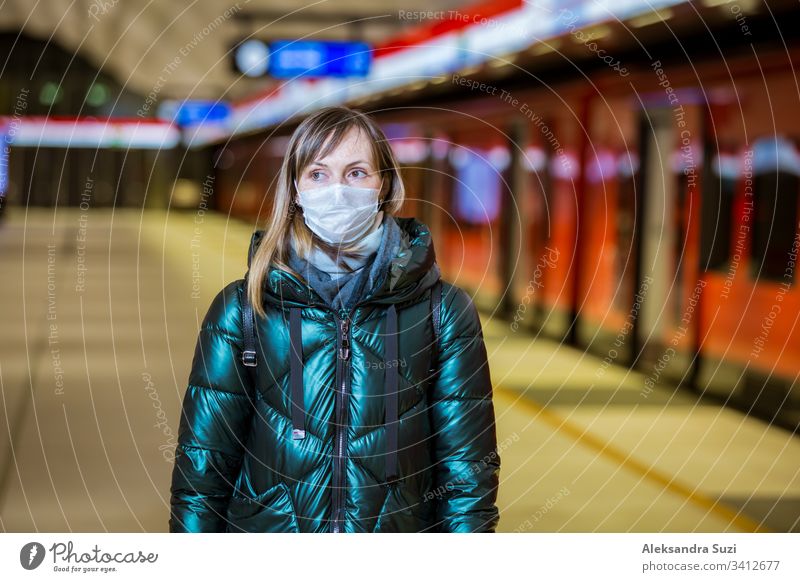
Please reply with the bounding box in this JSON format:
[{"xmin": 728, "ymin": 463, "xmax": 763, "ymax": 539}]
[
  {"xmin": 350, "ymin": 169, "xmax": 367, "ymax": 178},
  {"xmin": 310, "ymin": 170, "xmax": 324, "ymax": 180}
]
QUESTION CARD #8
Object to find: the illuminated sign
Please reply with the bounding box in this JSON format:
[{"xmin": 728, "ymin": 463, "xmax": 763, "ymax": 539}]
[
  {"xmin": 1, "ymin": 117, "xmax": 180, "ymax": 149},
  {"xmin": 268, "ymin": 40, "xmax": 371, "ymax": 78},
  {"xmin": 234, "ymin": 39, "xmax": 270, "ymax": 77},
  {"xmin": 0, "ymin": 123, "xmax": 9, "ymax": 198},
  {"xmin": 157, "ymin": 100, "xmax": 231, "ymax": 126}
]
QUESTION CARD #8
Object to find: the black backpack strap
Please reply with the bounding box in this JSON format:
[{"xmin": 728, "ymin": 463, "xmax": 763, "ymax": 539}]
[
  {"xmin": 241, "ymin": 274, "xmax": 257, "ymax": 368},
  {"xmin": 241, "ymin": 230, "xmax": 265, "ymax": 369},
  {"xmin": 428, "ymin": 279, "xmax": 443, "ymax": 378},
  {"xmin": 247, "ymin": 230, "xmax": 265, "ymax": 270}
]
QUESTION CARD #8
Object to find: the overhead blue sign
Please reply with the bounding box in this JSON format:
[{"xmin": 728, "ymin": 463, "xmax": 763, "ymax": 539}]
[
  {"xmin": 268, "ymin": 40, "xmax": 371, "ymax": 78},
  {"xmin": 0, "ymin": 128, "xmax": 9, "ymax": 198},
  {"xmin": 157, "ymin": 100, "xmax": 231, "ymax": 126}
]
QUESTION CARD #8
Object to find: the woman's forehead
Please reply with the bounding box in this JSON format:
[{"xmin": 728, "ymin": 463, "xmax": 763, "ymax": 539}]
[{"xmin": 314, "ymin": 126, "xmax": 373, "ymax": 163}]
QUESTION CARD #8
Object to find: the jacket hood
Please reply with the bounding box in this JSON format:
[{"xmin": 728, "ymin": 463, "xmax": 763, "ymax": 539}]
[{"xmin": 258, "ymin": 216, "xmax": 441, "ymax": 310}]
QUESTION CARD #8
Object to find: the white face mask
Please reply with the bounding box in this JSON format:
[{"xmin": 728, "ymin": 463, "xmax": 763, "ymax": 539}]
[{"xmin": 294, "ymin": 179, "xmax": 383, "ymax": 244}]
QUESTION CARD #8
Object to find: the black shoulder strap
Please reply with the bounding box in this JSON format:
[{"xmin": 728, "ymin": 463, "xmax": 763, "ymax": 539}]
[
  {"xmin": 241, "ymin": 230, "xmax": 265, "ymax": 368},
  {"xmin": 428, "ymin": 279, "xmax": 443, "ymax": 377},
  {"xmin": 248, "ymin": 230, "xmax": 265, "ymax": 270},
  {"xmin": 243, "ymin": 233, "xmax": 442, "ymax": 376},
  {"xmin": 241, "ymin": 274, "xmax": 257, "ymax": 368}
]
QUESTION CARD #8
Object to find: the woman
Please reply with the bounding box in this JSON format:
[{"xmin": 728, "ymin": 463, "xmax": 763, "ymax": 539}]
[{"xmin": 169, "ymin": 106, "xmax": 500, "ymax": 533}]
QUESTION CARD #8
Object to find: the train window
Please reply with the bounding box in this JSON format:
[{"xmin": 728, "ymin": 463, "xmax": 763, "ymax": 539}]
[
  {"xmin": 750, "ymin": 135, "xmax": 800, "ymax": 282},
  {"xmin": 449, "ymin": 146, "xmax": 505, "ymax": 224},
  {"xmin": 700, "ymin": 151, "xmax": 737, "ymax": 271},
  {"xmin": 674, "ymin": 175, "xmax": 688, "ymax": 321},
  {"xmin": 614, "ymin": 151, "xmax": 639, "ymax": 313},
  {"xmin": 525, "ymin": 144, "xmax": 552, "ymax": 256},
  {"xmin": 671, "ymin": 143, "xmax": 701, "ymax": 322}
]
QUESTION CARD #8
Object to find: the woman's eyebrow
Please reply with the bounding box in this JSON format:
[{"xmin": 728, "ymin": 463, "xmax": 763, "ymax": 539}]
[{"xmin": 309, "ymin": 159, "xmax": 372, "ymax": 168}]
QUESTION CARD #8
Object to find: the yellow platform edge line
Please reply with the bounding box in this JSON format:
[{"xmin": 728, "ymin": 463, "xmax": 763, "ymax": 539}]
[{"xmin": 494, "ymin": 385, "xmax": 771, "ymax": 533}]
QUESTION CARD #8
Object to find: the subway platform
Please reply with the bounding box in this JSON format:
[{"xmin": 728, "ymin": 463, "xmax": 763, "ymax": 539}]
[{"xmin": 0, "ymin": 208, "xmax": 797, "ymax": 532}]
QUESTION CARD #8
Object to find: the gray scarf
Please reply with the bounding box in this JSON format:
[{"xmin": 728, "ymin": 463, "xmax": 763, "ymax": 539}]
[{"xmin": 287, "ymin": 213, "xmax": 403, "ymax": 312}]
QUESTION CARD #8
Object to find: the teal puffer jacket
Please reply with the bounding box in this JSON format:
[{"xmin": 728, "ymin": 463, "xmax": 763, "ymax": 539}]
[{"xmin": 169, "ymin": 217, "xmax": 500, "ymax": 532}]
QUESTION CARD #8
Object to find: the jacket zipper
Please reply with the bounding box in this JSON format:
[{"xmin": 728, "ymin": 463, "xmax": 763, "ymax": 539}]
[
  {"xmin": 275, "ymin": 268, "xmax": 416, "ymax": 532},
  {"xmin": 280, "ymin": 285, "xmax": 391, "ymax": 532},
  {"xmin": 332, "ymin": 308, "xmax": 351, "ymax": 533}
]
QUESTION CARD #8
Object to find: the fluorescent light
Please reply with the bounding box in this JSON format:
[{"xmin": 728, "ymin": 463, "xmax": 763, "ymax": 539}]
[
  {"xmin": 573, "ymin": 24, "xmax": 612, "ymax": 42},
  {"xmin": 489, "ymin": 54, "xmax": 517, "ymax": 69},
  {"xmin": 529, "ymin": 39, "xmax": 561, "ymax": 55},
  {"xmin": 630, "ymin": 8, "xmax": 673, "ymax": 28}
]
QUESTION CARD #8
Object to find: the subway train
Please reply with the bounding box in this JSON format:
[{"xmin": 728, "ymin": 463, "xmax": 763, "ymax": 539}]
[{"xmin": 209, "ymin": 4, "xmax": 800, "ymax": 432}]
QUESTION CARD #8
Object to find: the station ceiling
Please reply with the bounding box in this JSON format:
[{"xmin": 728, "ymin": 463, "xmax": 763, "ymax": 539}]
[{"xmin": 0, "ymin": 0, "xmax": 468, "ymax": 102}]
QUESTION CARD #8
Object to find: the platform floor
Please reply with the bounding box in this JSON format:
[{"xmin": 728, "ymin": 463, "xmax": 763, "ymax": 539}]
[{"xmin": 0, "ymin": 208, "xmax": 798, "ymax": 532}]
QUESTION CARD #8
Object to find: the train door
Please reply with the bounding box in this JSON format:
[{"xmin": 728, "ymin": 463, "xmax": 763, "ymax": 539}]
[
  {"xmin": 384, "ymin": 122, "xmax": 428, "ymax": 219},
  {"xmin": 521, "ymin": 105, "xmax": 580, "ymax": 339},
  {"xmin": 637, "ymin": 106, "xmax": 678, "ymax": 368},
  {"xmin": 576, "ymin": 92, "xmax": 641, "ymax": 362},
  {"xmin": 438, "ymin": 123, "xmax": 509, "ymax": 306},
  {"xmin": 516, "ymin": 121, "xmax": 553, "ymax": 332},
  {"xmin": 635, "ymin": 101, "xmax": 705, "ymax": 383}
]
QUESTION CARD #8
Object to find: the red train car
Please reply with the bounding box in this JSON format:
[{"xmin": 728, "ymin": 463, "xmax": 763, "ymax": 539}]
[{"xmin": 210, "ymin": 2, "xmax": 800, "ymax": 430}]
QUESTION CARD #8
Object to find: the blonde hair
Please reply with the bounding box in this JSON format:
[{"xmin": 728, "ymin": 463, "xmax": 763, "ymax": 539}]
[{"xmin": 247, "ymin": 106, "xmax": 406, "ymax": 318}]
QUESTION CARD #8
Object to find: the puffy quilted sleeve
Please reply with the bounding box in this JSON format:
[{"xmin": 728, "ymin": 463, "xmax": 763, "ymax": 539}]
[
  {"xmin": 428, "ymin": 284, "xmax": 501, "ymax": 532},
  {"xmin": 169, "ymin": 279, "xmax": 256, "ymax": 532}
]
